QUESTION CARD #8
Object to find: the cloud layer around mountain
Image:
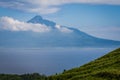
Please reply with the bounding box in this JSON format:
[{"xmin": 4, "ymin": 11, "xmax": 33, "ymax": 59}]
[
  {"xmin": 0, "ymin": 16, "xmax": 73, "ymax": 33},
  {"xmin": 0, "ymin": 0, "xmax": 120, "ymax": 14},
  {"xmin": 0, "ymin": 16, "xmax": 50, "ymax": 32}
]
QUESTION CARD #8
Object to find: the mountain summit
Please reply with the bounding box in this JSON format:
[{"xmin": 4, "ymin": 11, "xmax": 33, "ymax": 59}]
[
  {"xmin": 0, "ymin": 15, "xmax": 120, "ymax": 47},
  {"xmin": 28, "ymin": 15, "xmax": 56, "ymax": 28}
]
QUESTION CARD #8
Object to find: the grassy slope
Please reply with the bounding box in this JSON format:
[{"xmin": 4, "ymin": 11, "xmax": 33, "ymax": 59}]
[{"xmin": 48, "ymin": 48, "xmax": 120, "ymax": 80}]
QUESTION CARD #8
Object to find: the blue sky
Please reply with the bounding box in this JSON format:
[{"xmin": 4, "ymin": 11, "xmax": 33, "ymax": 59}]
[{"xmin": 0, "ymin": 0, "xmax": 120, "ymax": 40}]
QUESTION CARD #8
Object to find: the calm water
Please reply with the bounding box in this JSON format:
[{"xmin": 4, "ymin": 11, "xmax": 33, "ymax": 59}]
[{"xmin": 0, "ymin": 48, "xmax": 115, "ymax": 75}]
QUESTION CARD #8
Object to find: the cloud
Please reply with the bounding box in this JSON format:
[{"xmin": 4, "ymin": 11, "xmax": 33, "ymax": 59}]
[
  {"xmin": 0, "ymin": 16, "xmax": 50, "ymax": 32},
  {"xmin": 55, "ymin": 24, "xmax": 73, "ymax": 33},
  {"xmin": 0, "ymin": 0, "xmax": 120, "ymax": 14},
  {"xmin": 0, "ymin": 16, "xmax": 72, "ymax": 33}
]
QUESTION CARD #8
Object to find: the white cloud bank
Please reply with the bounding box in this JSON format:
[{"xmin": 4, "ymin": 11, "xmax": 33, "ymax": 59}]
[
  {"xmin": 0, "ymin": 16, "xmax": 50, "ymax": 32},
  {"xmin": 0, "ymin": 0, "xmax": 120, "ymax": 14},
  {"xmin": 0, "ymin": 16, "xmax": 73, "ymax": 33}
]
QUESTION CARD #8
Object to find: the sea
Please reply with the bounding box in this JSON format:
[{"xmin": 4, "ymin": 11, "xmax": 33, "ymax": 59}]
[{"xmin": 0, "ymin": 47, "xmax": 116, "ymax": 75}]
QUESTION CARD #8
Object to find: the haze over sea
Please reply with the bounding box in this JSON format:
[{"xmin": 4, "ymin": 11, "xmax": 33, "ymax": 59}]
[{"xmin": 0, "ymin": 47, "xmax": 116, "ymax": 75}]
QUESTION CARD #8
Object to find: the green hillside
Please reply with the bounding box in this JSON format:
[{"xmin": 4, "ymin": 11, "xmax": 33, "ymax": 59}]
[
  {"xmin": 0, "ymin": 48, "xmax": 120, "ymax": 80},
  {"xmin": 48, "ymin": 48, "xmax": 120, "ymax": 80}
]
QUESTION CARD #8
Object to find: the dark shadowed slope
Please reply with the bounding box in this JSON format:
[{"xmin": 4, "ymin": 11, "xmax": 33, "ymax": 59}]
[
  {"xmin": 49, "ymin": 48, "xmax": 120, "ymax": 80},
  {"xmin": 28, "ymin": 15, "xmax": 56, "ymax": 28}
]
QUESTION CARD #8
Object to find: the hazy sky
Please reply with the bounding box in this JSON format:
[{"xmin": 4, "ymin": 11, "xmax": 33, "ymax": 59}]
[{"xmin": 0, "ymin": 0, "xmax": 120, "ymax": 40}]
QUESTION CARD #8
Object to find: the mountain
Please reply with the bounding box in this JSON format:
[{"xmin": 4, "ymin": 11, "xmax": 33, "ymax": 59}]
[
  {"xmin": 49, "ymin": 48, "xmax": 120, "ymax": 80},
  {"xmin": 0, "ymin": 15, "xmax": 120, "ymax": 47}
]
